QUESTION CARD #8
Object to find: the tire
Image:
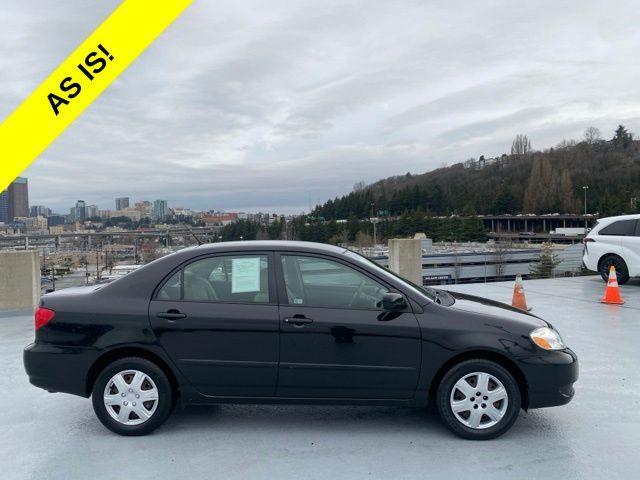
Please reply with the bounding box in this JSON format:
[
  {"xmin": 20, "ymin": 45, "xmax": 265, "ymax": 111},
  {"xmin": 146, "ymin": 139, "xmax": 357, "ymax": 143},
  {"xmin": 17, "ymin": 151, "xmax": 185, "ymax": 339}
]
[
  {"xmin": 599, "ymin": 255, "xmax": 629, "ymax": 285},
  {"xmin": 91, "ymin": 357, "xmax": 173, "ymax": 436},
  {"xmin": 436, "ymin": 359, "xmax": 521, "ymax": 440}
]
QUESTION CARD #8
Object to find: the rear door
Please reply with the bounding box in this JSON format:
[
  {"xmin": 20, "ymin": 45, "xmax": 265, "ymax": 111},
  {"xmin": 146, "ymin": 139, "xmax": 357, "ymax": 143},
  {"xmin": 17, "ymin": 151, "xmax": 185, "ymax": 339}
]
[
  {"xmin": 149, "ymin": 252, "xmax": 279, "ymax": 397},
  {"xmin": 275, "ymin": 253, "xmax": 421, "ymax": 399}
]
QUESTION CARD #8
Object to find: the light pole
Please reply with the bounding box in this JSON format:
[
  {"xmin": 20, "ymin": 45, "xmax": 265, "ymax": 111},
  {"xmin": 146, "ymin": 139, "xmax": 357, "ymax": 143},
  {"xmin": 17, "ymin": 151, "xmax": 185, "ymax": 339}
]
[
  {"xmin": 583, "ymin": 185, "xmax": 589, "ymax": 230},
  {"xmin": 370, "ymin": 202, "xmax": 377, "ymax": 246},
  {"xmin": 583, "ymin": 185, "xmax": 589, "ymax": 215}
]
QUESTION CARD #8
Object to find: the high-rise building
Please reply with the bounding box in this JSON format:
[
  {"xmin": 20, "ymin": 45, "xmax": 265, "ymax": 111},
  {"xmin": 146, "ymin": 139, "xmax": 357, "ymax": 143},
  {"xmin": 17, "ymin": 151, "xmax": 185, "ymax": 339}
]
[
  {"xmin": 30, "ymin": 205, "xmax": 51, "ymax": 217},
  {"xmin": 115, "ymin": 197, "xmax": 130, "ymax": 211},
  {"xmin": 85, "ymin": 205, "xmax": 99, "ymax": 219},
  {"xmin": 1, "ymin": 177, "xmax": 29, "ymax": 223},
  {"xmin": 8, "ymin": 177, "xmax": 29, "ymax": 221},
  {"xmin": 24, "ymin": 216, "xmax": 48, "ymax": 234},
  {"xmin": 134, "ymin": 200, "xmax": 152, "ymax": 214},
  {"xmin": 47, "ymin": 215, "xmax": 66, "ymax": 227},
  {"xmin": 70, "ymin": 200, "xmax": 86, "ymax": 221},
  {"xmin": 0, "ymin": 190, "xmax": 8, "ymax": 224},
  {"xmin": 153, "ymin": 200, "xmax": 168, "ymax": 221},
  {"xmin": 133, "ymin": 201, "xmax": 152, "ymax": 219}
]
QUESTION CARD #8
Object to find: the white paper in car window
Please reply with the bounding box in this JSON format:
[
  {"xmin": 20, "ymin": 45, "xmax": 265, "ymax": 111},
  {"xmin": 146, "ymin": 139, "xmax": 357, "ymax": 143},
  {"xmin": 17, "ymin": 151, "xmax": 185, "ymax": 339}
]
[{"xmin": 231, "ymin": 257, "xmax": 261, "ymax": 293}]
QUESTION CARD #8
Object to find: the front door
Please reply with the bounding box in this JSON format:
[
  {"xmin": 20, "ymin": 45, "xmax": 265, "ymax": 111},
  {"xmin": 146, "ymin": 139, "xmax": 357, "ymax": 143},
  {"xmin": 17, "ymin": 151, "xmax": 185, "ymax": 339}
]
[
  {"xmin": 276, "ymin": 253, "xmax": 421, "ymax": 399},
  {"xmin": 149, "ymin": 252, "xmax": 279, "ymax": 397}
]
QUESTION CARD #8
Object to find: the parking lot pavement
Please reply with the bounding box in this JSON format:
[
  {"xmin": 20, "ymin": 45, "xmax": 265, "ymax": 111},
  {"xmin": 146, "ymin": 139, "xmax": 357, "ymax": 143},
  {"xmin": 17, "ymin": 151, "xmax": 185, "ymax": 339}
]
[{"xmin": 1, "ymin": 275, "xmax": 639, "ymax": 480}]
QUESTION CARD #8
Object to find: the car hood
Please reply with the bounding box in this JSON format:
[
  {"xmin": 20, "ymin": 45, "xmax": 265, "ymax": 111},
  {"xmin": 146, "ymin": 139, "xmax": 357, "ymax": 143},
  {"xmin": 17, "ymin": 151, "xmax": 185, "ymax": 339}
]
[{"xmin": 442, "ymin": 290, "xmax": 549, "ymax": 329}]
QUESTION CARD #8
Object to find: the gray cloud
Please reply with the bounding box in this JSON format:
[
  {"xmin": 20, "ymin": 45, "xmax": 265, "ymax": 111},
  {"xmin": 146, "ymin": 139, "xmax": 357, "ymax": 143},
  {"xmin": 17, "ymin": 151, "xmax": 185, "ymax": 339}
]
[{"xmin": 2, "ymin": 0, "xmax": 640, "ymax": 213}]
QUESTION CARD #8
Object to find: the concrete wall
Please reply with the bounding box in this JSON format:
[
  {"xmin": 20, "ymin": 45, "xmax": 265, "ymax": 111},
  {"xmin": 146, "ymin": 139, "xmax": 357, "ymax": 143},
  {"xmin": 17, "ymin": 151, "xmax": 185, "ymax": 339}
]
[
  {"xmin": 388, "ymin": 238, "xmax": 422, "ymax": 285},
  {"xmin": 0, "ymin": 251, "xmax": 40, "ymax": 310}
]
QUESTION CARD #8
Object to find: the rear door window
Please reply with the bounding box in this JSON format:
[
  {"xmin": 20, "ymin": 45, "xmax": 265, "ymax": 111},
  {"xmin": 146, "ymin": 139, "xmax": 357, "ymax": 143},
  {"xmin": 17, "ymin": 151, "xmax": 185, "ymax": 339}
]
[
  {"xmin": 599, "ymin": 220, "xmax": 637, "ymax": 236},
  {"xmin": 156, "ymin": 271, "xmax": 181, "ymax": 300},
  {"xmin": 155, "ymin": 254, "xmax": 271, "ymax": 303}
]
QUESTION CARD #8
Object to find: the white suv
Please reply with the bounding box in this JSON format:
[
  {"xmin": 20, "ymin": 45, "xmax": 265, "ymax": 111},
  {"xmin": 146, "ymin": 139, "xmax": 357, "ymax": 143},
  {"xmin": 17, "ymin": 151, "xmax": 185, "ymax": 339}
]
[{"xmin": 583, "ymin": 214, "xmax": 640, "ymax": 284}]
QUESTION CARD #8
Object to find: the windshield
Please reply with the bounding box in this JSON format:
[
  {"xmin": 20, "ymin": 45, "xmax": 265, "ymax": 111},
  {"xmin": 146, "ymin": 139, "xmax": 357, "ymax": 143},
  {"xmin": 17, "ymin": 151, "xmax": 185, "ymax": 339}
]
[{"xmin": 344, "ymin": 249, "xmax": 437, "ymax": 301}]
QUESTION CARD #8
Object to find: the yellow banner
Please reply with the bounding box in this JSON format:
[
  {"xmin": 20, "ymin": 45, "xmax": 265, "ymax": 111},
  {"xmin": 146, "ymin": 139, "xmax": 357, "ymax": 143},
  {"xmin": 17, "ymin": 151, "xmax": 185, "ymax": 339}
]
[{"xmin": 0, "ymin": 0, "xmax": 192, "ymax": 192}]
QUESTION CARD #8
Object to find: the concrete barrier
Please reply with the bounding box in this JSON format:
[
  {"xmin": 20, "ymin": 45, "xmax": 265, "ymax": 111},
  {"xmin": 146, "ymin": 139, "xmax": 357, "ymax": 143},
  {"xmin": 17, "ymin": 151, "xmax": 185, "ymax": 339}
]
[
  {"xmin": 0, "ymin": 251, "xmax": 40, "ymax": 310},
  {"xmin": 388, "ymin": 238, "xmax": 422, "ymax": 285}
]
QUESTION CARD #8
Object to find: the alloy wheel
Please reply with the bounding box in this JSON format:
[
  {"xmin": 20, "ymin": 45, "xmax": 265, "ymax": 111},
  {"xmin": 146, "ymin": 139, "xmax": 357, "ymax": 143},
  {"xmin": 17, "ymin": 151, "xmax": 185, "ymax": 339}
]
[
  {"xmin": 103, "ymin": 369, "xmax": 159, "ymax": 426},
  {"xmin": 449, "ymin": 371, "xmax": 509, "ymax": 429}
]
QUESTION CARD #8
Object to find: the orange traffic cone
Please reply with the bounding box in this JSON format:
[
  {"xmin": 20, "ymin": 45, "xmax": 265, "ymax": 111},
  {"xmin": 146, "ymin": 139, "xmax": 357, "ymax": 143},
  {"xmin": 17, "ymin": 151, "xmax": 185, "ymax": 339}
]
[
  {"xmin": 600, "ymin": 265, "xmax": 625, "ymax": 305},
  {"xmin": 512, "ymin": 273, "xmax": 530, "ymax": 311}
]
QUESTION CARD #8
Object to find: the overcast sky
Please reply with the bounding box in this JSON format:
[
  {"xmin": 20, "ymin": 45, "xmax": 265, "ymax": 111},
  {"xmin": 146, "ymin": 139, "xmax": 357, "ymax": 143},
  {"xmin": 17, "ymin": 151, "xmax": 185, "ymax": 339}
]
[{"xmin": 3, "ymin": 0, "xmax": 640, "ymax": 214}]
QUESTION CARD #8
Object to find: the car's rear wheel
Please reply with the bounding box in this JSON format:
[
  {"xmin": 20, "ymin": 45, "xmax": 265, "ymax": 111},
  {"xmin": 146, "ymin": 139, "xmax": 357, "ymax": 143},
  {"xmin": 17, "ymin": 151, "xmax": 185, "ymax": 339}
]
[
  {"xmin": 436, "ymin": 359, "xmax": 521, "ymax": 440},
  {"xmin": 599, "ymin": 255, "xmax": 629, "ymax": 284},
  {"xmin": 91, "ymin": 357, "xmax": 173, "ymax": 436}
]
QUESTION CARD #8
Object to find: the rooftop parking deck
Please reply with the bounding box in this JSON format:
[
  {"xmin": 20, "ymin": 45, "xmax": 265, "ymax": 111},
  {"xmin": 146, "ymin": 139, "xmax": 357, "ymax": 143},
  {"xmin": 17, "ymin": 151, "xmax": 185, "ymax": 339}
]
[{"xmin": 1, "ymin": 275, "xmax": 639, "ymax": 480}]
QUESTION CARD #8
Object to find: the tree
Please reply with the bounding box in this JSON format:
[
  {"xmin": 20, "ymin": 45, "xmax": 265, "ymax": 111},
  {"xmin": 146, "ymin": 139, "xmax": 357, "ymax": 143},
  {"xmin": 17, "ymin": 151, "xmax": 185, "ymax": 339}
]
[
  {"xmin": 523, "ymin": 157, "xmax": 544, "ymax": 212},
  {"xmin": 327, "ymin": 229, "xmax": 349, "ymax": 245},
  {"xmin": 267, "ymin": 218, "xmax": 285, "ymax": 239},
  {"xmin": 492, "ymin": 241, "xmax": 512, "ymax": 279},
  {"xmin": 353, "ymin": 181, "xmax": 366, "ymax": 192},
  {"xmin": 530, "ymin": 243, "xmax": 562, "ymax": 278},
  {"xmin": 556, "ymin": 139, "xmax": 576, "ymax": 149},
  {"xmin": 511, "ymin": 134, "xmax": 532, "ymax": 155},
  {"xmin": 613, "ymin": 125, "xmax": 633, "ymax": 149},
  {"xmin": 583, "ymin": 126, "xmax": 601, "ymax": 144},
  {"xmin": 255, "ymin": 228, "xmax": 269, "ymax": 240},
  {"xmin": 355, "ymin": 231, "xmax": 373, "ymax": 247},
  {"xmin": 491, "ymin": 187, "xmax": 518, "ymax": 214}
]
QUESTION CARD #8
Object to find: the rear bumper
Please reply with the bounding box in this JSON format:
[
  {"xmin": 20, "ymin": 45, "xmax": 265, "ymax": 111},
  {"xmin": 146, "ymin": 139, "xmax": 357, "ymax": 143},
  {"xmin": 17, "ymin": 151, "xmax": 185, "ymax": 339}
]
[
  {"xmin": 23, "ymin": 342, "xmax": 98, "ymax": 397},
  {"xmin": 517, "ymin": 348, "xmax": 579, "ymax": 409}
]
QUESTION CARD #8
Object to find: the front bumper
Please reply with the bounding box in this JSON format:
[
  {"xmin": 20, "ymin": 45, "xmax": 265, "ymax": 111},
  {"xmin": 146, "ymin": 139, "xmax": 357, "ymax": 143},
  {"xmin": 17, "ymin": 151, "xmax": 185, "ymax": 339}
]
[
  {"xmin": 24, "ymin": 342, "xmax": 98, "ymax": 397},
  {"xmin": 517, "ymin": 348, "xmax": 579, "ymax": 409}
]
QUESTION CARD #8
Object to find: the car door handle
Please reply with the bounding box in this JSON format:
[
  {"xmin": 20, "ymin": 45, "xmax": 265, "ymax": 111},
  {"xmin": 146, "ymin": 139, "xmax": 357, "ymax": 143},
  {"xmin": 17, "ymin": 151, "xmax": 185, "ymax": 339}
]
[
  {"xmin": 157, "ymin": 311, "xmax": 187, "ymax": 320},
  {"xmin": 283, "ymin": 316, "xmax": 313, "ymax": 326}
]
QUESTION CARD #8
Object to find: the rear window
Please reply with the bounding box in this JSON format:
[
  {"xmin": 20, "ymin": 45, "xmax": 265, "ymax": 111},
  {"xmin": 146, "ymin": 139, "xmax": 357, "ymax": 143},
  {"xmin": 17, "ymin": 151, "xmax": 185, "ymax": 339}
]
[{"xmin": 599, "ymin": 219, "xmax": 637, "ymax": 236}]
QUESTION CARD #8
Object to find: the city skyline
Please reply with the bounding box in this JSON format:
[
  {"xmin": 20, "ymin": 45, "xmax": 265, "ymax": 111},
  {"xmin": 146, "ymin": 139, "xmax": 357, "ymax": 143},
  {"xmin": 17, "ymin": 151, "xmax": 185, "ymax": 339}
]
[
  {"xmin": 15, "ymin": 178, "xmax": 285, "ymax": 219},
  {"xmin": 23, "ymin": 178, "xmax": 298, "ymax": 217}
]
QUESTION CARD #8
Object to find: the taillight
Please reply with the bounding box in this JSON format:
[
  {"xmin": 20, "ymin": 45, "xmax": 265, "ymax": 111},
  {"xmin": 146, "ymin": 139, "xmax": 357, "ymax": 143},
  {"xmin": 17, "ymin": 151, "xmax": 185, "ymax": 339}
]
[{"xmin": 35, "ymin": 307, "xmax": 55, "ymax": 330}]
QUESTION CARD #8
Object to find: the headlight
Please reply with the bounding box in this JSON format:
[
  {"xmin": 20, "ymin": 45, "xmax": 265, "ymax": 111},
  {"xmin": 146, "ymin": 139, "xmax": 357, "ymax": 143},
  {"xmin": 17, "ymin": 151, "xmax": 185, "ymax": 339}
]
[{"xmin": 530, "ymin": 327, "xmax": 566, "ymax": 350}]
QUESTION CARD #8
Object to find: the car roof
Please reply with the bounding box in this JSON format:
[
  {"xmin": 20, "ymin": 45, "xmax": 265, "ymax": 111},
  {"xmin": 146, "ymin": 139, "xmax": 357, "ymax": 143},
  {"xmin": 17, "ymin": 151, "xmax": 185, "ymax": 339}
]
[
  {"xmin": 596, "ymin": 213, "xmax": 640, "ymax": 224},
  {"xmin": 189, "ymin": 240, "xmax": 350, "ymax": 256}
]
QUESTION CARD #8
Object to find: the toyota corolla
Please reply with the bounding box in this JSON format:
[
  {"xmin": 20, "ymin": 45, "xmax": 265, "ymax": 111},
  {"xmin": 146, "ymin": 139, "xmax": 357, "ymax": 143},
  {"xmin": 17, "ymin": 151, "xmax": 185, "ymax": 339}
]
[{"xmin": 24, "ymin": 241, "xmax": 578, "ymax": 439}]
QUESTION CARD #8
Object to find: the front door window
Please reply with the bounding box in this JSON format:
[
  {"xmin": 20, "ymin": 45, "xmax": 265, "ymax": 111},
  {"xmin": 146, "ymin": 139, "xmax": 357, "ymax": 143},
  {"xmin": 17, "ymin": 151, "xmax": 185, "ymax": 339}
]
[{"xmin": 280, "ymin": 255, "xmax": 388, "ymax": 309}]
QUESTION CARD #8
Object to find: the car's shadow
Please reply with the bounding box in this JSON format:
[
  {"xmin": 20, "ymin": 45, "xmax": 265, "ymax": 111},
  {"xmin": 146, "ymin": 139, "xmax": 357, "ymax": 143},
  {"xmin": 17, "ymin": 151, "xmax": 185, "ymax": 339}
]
[
  {"xmin": 154, "ymin": 403, "xmax": 556, "ymax": 440},
  {"xmin": 163, "ymin": 403, "xmax": 442, "ymax": 433}
]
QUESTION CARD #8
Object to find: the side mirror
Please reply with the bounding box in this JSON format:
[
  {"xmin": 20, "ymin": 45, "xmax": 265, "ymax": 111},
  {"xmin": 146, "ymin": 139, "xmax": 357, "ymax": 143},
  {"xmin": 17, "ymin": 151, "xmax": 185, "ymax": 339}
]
[{"xmin": 382, "ymin": 292, "xmax": 407, "ymax": 311}]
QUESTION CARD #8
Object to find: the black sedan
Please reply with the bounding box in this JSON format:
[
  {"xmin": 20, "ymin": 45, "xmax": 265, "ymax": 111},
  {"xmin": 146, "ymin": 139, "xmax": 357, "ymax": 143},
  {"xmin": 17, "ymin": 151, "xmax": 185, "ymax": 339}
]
[{"xmin": 24, "ymin": 241, "xmax": 578, "ymax": 439}]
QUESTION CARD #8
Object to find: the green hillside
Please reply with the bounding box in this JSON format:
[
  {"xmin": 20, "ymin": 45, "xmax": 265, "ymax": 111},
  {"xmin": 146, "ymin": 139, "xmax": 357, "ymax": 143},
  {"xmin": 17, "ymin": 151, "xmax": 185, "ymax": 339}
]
[{"xmin": 313, "ymin": 125, "xmax": 640, "ymax": 220}]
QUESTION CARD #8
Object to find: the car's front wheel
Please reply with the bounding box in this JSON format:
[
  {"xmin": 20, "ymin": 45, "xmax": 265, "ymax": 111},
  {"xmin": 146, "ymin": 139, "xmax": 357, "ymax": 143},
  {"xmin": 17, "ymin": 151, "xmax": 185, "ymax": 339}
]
[
  {"xmin": 91, "ymin": 357, "xmax": 173, "ymax": 436},
  {"xmin": 436, "ymin": 359, "xmax": 521, "ymax": 440}
]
